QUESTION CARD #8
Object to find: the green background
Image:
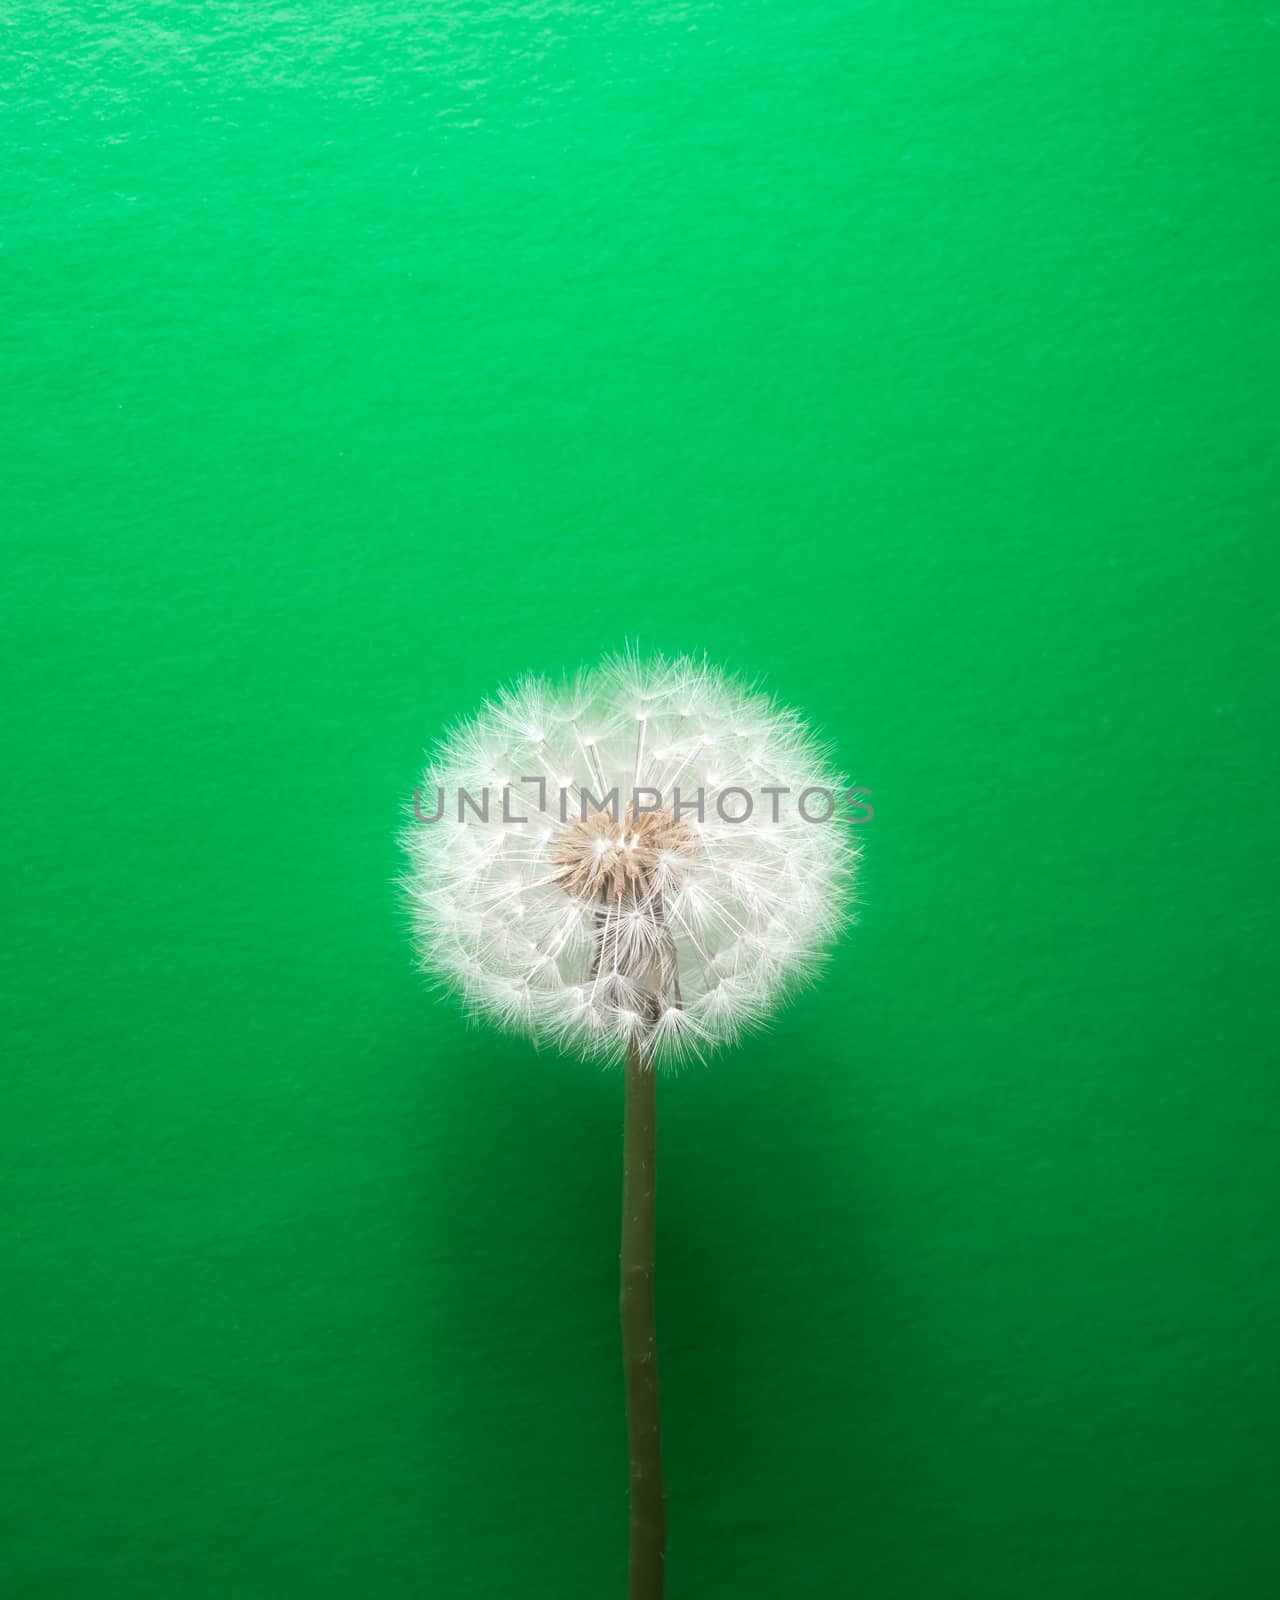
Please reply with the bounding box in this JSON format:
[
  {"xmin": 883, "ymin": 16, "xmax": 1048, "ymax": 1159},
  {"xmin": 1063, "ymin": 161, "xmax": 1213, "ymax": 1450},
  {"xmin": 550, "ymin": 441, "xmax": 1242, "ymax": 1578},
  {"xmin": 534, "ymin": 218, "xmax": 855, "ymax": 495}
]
[{"xmin": 4, "ymin": 4, "xmax": 1277, "ymax": 1596}]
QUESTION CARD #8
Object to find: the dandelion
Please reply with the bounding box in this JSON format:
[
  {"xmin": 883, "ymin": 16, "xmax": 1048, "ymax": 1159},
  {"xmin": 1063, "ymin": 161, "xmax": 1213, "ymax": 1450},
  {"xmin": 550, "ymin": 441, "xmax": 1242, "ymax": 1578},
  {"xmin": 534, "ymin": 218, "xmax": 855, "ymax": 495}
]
[{"xmin": 404, "ymin": 651, "xmax": 859, "ymax": 1597}]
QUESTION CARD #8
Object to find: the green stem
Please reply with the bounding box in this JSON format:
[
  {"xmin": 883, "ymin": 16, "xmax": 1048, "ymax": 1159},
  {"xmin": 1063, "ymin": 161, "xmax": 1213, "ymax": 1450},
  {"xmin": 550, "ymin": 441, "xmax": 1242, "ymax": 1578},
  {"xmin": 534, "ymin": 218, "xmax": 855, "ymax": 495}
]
[{"xmin": 621, "ymin": 1037, "xmax": 664, "ymax": 1599}]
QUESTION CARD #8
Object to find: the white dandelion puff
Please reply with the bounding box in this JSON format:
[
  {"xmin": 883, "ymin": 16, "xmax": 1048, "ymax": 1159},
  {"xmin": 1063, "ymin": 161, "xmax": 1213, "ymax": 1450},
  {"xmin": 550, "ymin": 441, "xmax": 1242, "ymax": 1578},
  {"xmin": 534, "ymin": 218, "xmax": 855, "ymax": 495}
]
[{"xmin": 404, "ymin": 651, "xmax": 859, "ymax": 1066}]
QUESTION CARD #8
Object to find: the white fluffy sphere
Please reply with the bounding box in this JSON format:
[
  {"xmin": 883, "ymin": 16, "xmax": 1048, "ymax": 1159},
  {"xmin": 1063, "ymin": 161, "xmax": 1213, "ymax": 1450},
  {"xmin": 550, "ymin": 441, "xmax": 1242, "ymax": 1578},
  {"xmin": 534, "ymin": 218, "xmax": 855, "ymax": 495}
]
[{"xmin": 405, "ymin": 653, "xmax": 858, "ymax": 1065}]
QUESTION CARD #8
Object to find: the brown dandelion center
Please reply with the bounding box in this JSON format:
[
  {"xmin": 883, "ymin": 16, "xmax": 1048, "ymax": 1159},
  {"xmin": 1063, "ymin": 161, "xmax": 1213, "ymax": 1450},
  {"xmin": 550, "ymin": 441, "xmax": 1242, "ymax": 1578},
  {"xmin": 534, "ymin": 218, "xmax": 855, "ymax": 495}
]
[{"xmin": 550, "ymin": 804, "xmax": 699, "ymax": 902}]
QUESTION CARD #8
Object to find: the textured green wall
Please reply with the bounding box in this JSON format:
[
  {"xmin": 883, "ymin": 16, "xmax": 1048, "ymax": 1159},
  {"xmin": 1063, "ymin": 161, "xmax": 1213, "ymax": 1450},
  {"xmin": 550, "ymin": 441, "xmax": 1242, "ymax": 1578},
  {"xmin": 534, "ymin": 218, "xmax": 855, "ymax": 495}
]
[{"xmin": 4, "ymin": 5, "xmax": 1277, "ymax": 1596}]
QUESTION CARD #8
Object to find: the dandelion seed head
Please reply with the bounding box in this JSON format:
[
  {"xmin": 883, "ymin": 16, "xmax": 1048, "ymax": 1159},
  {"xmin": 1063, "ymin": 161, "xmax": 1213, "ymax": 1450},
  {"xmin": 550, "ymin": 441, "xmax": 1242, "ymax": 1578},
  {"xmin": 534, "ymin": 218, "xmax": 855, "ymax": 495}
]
[{"xmin": 404, "ymin": 652, "xmax": 859, "ymax": 1065}]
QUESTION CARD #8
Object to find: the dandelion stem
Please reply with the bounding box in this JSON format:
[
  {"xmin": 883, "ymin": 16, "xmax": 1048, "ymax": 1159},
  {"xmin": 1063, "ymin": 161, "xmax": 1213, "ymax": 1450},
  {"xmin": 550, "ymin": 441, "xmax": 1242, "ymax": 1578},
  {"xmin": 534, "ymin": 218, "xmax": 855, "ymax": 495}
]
[{"xmin": 621, "ymin": 1037, "xmax": 664, "ymax": 1599}]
